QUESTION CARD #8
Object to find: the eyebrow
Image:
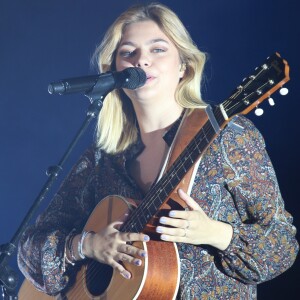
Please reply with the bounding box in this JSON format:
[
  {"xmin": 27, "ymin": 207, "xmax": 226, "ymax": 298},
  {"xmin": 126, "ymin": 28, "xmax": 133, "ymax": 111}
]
[{"xmin": 119, "ymin": 38, "xmax": 170, "ymax": 47}]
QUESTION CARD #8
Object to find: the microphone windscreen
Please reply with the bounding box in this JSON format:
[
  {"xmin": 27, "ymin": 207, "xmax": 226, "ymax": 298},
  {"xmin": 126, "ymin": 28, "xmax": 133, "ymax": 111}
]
[{"xmin": 122, "ymin": 67, "xmax": 146, "ymax": 90}]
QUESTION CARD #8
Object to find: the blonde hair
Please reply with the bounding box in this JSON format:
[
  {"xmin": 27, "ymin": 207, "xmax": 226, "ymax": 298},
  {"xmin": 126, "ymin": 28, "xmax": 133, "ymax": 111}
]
[{"xmin": 93, "ymin": 2, "xmax": 207, "ymax": 154}]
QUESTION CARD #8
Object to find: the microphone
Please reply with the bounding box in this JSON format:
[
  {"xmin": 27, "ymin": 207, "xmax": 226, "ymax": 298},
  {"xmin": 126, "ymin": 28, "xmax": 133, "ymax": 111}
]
[{"xmin": 48, "ymin": 67, "xmax": 146, "ymax": 95}]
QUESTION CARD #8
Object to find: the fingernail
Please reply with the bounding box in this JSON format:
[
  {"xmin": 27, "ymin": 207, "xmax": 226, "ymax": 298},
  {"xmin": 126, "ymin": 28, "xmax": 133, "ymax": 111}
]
[
  {"xmin": 161, "ymin": 234, "xmax": 168, "ymax": 241},
  {"xmin": 156, "ymin": 226, "xmax": 163, "ymax": 233},
  {"xmin": 121, "ymin": 271, "xmax": 131, "ymax": 279},
  {"xmin": 144, "ymin": 235, "xmax": 150, "ymax": 241},
  {"xmin": 134, "ymin": 259, "xmax": 142, "ymax": 266},
  {"xmin": 160, "ymin": 217, "xmax": 167, "ymax": 224},
  {"xmin": 169, "ymin": 211, "xmax": 176, "ymax": 217},
  {"xmin": 141, "ymin": 251, "xmax": 147, "ymax": 257}
]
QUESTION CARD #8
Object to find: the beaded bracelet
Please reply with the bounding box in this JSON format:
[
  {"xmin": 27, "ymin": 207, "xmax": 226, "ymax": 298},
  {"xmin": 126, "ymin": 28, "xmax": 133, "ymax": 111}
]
[{"xmin": 78, "ymin": 231, "xmax": 94, "ymax": 259}]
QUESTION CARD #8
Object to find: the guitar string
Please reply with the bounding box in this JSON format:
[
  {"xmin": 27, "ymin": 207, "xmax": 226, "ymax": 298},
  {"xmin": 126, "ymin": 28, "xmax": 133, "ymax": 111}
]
[
  {"xmin": 65, "ymin": 255, "xmax": 111, "ymax": 299},
  {"xmin": 66, "ymin": 239, "xmax": 147, "ymax": 299}
]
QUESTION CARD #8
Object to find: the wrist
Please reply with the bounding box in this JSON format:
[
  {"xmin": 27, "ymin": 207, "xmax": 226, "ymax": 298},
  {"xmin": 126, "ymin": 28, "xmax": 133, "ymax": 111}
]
[
  {"xmin": 66, "ymin": 231, "xmax": 95, "ymax": 263},
  {"xmin": 65, "ymin": 233, "xmax": 81, "ymax": 263},
  {"xmin": 80, "ymin": 231, "xmax": 95, "ymax": 259},
  {"xmin": 209, "ymin": 220, "xmax": 233, "ymax": 251}
]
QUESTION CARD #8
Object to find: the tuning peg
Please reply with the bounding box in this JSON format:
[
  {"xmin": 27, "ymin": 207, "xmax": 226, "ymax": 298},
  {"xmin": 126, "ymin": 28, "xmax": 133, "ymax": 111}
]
[
  {"xmin": 255, "ymin": 107, "xmax": 264, "ymax": 116},
  {"xmin": 279, "ymin": 87, "xmax": 289, "ymax": 95},
  {"xmin": 268, "ymin": 97, "xmax": 275, "ymax": 106}
]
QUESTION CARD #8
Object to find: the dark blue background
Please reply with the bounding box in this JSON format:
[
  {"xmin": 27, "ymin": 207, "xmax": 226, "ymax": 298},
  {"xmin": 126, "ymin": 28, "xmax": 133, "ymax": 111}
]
[{"xmin": 1, "ymin": 0, "xmax": 299, "ymax": 298}]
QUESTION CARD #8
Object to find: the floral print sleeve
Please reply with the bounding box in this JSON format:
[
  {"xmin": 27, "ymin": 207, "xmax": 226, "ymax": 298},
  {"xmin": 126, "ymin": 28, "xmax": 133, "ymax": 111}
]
[
  {"xmin": 215, "ymin": 116, "xmax": 298, "ymax": 283},
  {"xmin": 178, "ymin": 116, "xmax": 298, "ymax": 299},
  {"xmin": 17, "ymin": 147, "xmax": 97, "ymax": 295}
]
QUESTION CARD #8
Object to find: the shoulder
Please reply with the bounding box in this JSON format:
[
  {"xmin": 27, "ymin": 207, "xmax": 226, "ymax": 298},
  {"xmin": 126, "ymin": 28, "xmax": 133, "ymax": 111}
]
[
  {"xmin": 70, "ymin": 144, "xmax": 103, "ymax": 175},
  {"xmin": 219, "ymin": 115, "xmax": 266, "ymax": 150}
]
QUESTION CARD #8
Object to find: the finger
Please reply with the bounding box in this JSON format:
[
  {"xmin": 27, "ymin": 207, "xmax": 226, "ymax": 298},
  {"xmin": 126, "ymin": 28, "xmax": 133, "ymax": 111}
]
[
  {"xmin": 111, "ymin": 213, "xmax": 130, "ymax": 229},
  {"xmin": 109, "ymin": 259, "xmax": 131, "ymax": 279},
  {"xmin": 111, "ymin": 221, "xmax": 123, "ymax": 230},
  {"xmin": 115, "ymin": 253, "xmax": 143, "ymax": 266},
  {"xmin": 167, "ymin": 209, "xmax": 201, "ymax": 224},
  {"xmin": 159, "ymin": 216, "xmax": 189, "ymax": 229},
  {"xmin": 118, "ymin": 243, "xmax": 147, "ymax": 258},
  {"xmin": 156, "ymin": 225, "xmax": 187, "ymax": 238},
  {"xmin": 178, "ymin": 189, "xmax": 200, "ymax": 210},
  {"xmin": 120, "ymin": 232, "xmax": 150, "ymax": 243},
  {"xmin": 160, "ymin": 232, "xmax": 187, "ymax": 243}
]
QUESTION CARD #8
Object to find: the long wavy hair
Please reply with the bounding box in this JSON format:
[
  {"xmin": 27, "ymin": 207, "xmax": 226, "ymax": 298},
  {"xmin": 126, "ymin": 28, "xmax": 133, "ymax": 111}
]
[{"xmin": 93, "ymin": 2, "xmax": 207, "ymax": 154}]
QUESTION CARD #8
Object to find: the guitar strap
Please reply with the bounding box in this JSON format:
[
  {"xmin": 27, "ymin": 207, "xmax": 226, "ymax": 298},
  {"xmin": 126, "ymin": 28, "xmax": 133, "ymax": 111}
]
[{"xmin": 157, "ymin": 107, "xmax": 210, "ymax": 208}]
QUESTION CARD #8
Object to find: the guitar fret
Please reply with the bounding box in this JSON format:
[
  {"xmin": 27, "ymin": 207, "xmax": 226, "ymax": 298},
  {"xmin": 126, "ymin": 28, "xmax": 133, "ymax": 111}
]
[
  {"xmin": 134, "ymin": 222, "xmax": 143, "ymax": 233},
  {"xmin": 153, "ymin": 193, "xmax": 166, "ymax": 210},
  {"xmin": 213, "ymin": 106, "xmax": 227, "ymax": 127},
  {"xmin": 165, "ymin": 180, "xmax": 174, "ymax": 193},
  {"xmin": 122, "ymin": 220, "xmax": 138, "ymax": 233},
  {"xmin": 140, "ymin": 210, "xmax": 150, "ymax": 224},
  {"xmin": 201, "ymin": 127, "xmax": 209, "ymax": 144},
  {"xmin": 195, "ymin": 141, "xmax": 201, "ymax": 153}
]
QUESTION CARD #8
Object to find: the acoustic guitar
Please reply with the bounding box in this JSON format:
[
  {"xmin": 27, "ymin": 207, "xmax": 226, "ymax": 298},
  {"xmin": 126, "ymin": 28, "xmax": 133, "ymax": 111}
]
[{"xmin": 18, "ymin": 53, "xmax": 290, "ymax": 299}]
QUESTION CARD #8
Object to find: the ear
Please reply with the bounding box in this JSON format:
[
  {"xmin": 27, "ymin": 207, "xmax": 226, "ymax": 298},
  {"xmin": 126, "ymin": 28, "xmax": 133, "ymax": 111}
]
[{"xmin": 179, "ymin": 63, "xmax": 186, "ymax": 79}]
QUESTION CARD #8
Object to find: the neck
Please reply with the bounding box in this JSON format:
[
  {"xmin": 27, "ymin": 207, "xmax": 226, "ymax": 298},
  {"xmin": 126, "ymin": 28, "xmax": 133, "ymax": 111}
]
[{"xmin": 133, "ymin": 100, "xmax": 183, "ymax": 136}]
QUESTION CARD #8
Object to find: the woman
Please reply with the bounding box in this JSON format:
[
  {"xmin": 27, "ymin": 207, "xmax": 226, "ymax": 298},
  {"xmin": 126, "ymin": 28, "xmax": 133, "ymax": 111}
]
[{"xmin": 18, "ymin": 3, "xmax": 298, "ymax": 299}]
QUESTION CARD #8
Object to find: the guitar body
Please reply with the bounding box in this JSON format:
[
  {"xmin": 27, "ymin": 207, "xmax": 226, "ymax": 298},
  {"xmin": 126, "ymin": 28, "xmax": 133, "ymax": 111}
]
[{"xmin": 19, "ymin": 195, "xmax": 180, "ymax": 300}]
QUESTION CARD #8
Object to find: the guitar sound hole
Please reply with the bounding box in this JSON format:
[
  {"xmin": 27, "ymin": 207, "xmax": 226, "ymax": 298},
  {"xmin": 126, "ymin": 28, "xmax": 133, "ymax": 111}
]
[{"xmin": 86, "ymin": 260, "xmax": 113, "ymax": 296}]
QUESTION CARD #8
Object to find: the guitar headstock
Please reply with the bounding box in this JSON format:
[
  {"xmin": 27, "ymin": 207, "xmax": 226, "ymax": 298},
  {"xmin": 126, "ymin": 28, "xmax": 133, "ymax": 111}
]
[{"xmin": 222, "ymin": 52, "xmax": 290, "ymax": 119}]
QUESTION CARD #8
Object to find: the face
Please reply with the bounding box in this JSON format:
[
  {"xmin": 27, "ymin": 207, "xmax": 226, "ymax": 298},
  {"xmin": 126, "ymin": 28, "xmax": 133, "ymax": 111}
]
[{"xmin": 115, "ymin": 20, "xmax": 185, "ymax": 105}]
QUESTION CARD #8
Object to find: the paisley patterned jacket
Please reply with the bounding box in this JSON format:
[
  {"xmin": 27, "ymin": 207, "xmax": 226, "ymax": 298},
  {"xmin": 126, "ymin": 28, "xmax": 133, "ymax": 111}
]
[{"xmin": 18, "ymin": 114, "xmax": 298, "ymax": 299}]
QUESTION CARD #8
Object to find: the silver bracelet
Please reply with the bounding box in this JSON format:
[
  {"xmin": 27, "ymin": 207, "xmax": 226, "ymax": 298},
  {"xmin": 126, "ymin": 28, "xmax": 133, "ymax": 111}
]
[{"xmin": 78, "ymin": 230, "xmax": 94, "ymax": 259}]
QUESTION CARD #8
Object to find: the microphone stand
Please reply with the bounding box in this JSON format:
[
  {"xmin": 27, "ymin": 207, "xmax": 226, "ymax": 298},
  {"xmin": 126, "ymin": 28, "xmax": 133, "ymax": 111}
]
[{"xmin": 0, "ymin": 83, "xmax": 108, "ymax": 299}]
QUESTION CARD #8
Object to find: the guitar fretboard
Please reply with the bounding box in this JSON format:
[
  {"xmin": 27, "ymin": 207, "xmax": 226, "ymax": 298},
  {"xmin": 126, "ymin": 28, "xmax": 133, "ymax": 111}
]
[{"xmin": 120, "ymin": 111, "xmax": 224, "ymax": 233}]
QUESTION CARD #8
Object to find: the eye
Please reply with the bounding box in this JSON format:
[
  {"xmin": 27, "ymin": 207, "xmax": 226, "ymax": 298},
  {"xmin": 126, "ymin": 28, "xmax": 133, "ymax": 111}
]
[
  {"xmin": 152, "ymin": 48, "xmax": 166, "ymax": 53},
  {"xmin": 119, "ymin": 49, "xmax": 136, "ymax": 58}
]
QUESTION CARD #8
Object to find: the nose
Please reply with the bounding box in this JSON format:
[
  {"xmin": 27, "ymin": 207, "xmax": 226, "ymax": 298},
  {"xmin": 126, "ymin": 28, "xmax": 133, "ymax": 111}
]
[{"xmin": 135, "ymin": 50, "xmax": 151, "ymax": 68}]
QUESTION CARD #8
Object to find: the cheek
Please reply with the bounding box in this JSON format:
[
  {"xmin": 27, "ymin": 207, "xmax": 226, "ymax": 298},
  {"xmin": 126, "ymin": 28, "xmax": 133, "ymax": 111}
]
[
  {"xmin": 115, "ymin": 58, "xmax": 132, "ymax": 72},
  {"xmin": 161, "ymin": 62, "xmax": 182, "ymax": 82},
  {"xmin": 160, "ymin": 56, "xmax": 181, "ymax": 74}
]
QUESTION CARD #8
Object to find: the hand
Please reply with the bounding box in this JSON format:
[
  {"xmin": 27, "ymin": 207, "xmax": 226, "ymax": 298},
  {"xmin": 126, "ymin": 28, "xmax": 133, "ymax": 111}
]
[
  {"xmin": 82, "ymin": 222, "xmax": 150, "ymax": 279},
  {"xmin": 156, "ymin": 189, "xmax": 232, "ymax": 250}
]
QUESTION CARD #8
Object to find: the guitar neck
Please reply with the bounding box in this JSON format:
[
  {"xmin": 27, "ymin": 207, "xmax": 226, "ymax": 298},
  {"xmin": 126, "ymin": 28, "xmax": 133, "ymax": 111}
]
[{"xmin": 120, "ymin": 113, "xmax": 221, "ymax": 233}]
